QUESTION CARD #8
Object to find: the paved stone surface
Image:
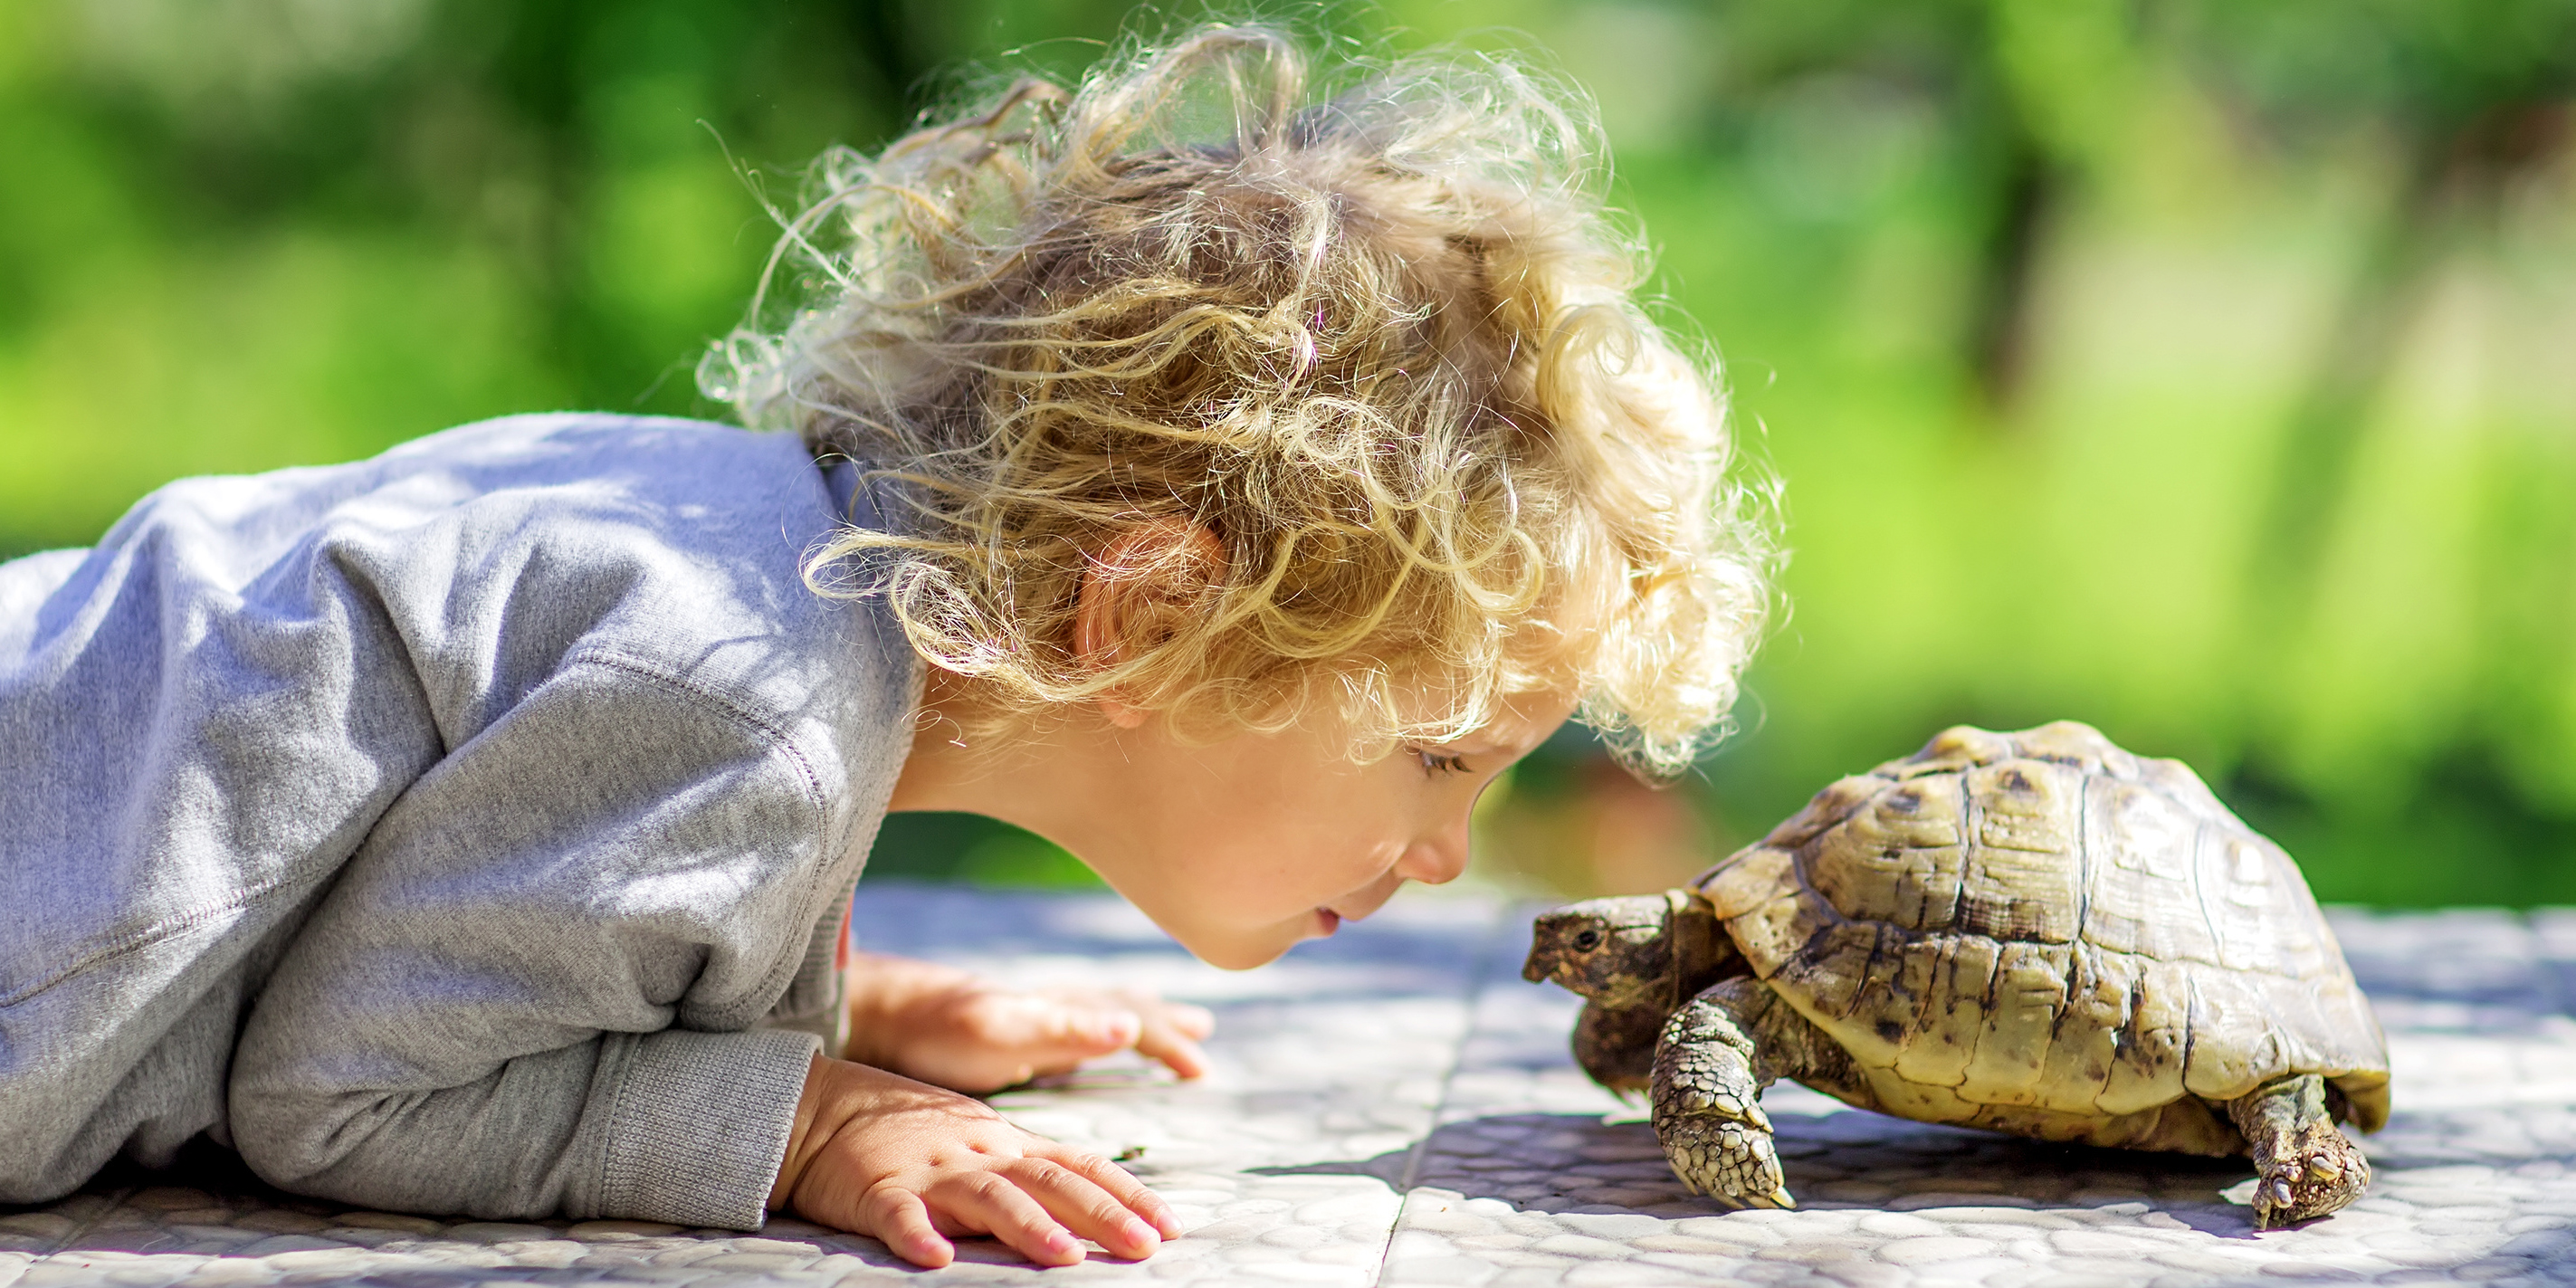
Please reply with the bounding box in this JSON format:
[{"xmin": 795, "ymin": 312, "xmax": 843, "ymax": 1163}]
[{"xmin": 5, "ymin": 891, "xmax": 2575, "ymax": 1285}]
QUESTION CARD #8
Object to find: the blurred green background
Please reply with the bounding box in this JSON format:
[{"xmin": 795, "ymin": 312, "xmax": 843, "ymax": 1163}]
[{"xmin": 4, "ymin": 0, "xmax": 2571, "ymax": 905}]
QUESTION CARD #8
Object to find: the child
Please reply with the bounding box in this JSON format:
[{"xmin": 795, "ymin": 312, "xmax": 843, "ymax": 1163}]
[{"xmin": 0, "ymin": 24, "xmax": 1772, "ymax": 1271}]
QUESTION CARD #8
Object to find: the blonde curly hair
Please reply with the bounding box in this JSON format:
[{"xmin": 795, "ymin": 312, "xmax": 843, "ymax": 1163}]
[{"xmin": 701, "ymin": 24, "xmax": 1777, "ymax": 778}]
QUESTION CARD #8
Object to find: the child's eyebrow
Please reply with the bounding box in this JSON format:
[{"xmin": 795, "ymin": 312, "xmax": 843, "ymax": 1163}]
[{"xmin": 1431, "ymin": 732, "xmax": 1527, "ymax": 759}]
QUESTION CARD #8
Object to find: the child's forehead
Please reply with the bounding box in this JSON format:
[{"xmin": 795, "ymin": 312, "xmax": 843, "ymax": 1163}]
[{"xmin": 1417, "ymin": 689, "xmax": 1581, "ymax": 755}]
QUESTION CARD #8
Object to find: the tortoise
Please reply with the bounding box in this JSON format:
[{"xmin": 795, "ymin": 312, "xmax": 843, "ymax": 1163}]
[{"xmin": 1522, "ymin": 721, "xmax": 2390, "ymax": 1228}]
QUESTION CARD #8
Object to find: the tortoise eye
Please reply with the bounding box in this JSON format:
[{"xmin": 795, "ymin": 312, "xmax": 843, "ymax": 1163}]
[{"xmin": 1573, "ymin": 929, "xmax": 1603, "ymax": 951}]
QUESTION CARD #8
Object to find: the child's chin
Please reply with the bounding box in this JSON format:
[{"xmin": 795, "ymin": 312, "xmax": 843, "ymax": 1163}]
[{"xmin": 1188, "ymin": 914, "xmax": 1333, "ymax": 970}]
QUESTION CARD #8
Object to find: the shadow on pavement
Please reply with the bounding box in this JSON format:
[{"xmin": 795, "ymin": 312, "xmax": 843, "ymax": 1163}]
[{"xmin": 1260, "ymin": 1109, "xmax": 2263, "ymax": 1233}]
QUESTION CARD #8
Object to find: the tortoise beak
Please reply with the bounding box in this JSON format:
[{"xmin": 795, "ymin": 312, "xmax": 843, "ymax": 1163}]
[{"xmin": 1522, "ymin": 945, "xmax": 1551, "ymax": 984}]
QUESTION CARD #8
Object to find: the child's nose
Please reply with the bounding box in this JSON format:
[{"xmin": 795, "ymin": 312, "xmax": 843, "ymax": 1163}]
[{"xmin": 1398, "ymin": 818, "xmax": 1473, "ymax": 885}]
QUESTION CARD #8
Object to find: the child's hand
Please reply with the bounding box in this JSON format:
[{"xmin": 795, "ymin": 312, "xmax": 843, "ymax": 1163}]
[
  {"xmin": 842, "ymin": 951, "xmax": 1214, "ymax": 1093},
  {"xmin": 768, "ymin": 1054, "xmax": 1184, "ymax": 1267}
]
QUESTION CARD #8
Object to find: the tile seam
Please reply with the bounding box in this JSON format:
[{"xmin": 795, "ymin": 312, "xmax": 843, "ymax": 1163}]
[
  {"xmin": 1373, "ymin": 897, "xmax": 1522, "ymax": 1288},
  {"xmin": 21, "ymin": 1182, "xmax": 137, "ymax": 1279}
]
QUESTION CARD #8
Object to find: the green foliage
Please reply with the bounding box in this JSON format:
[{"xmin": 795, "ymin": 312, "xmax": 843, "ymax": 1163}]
[
  {"xmin": 4, "ymin": 0, "xmax": 2572, "ymax": 900},
  {"xmin": 868, "ymin": 814, "xmax": 1104, "ymax": 889},
  {"xmin": 2176, "ymin": 0, "xmax": 2576, "ymax": 138},
  {"xmin": 0, "ymin": 0, "xmax": 1139, "ymax": 556}
]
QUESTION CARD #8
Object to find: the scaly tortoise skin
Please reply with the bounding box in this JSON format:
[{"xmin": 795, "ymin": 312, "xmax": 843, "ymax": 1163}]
[{"xmin": 1523, "ymin": 721, "xmax": 2390, "ymax": 1228}]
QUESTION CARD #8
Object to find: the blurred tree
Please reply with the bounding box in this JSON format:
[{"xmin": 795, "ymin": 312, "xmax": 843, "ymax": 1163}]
[
  {"xmin": 2176, "ymin": 0, "xmax": 2576, "ymax": 663},
  {"xmin": 1682, "ymin": 0, "xmax": 2149, "ymax": 410},
  {"xmin": 0, "ymin": 0, "xmax": 1142, "ymax": 558},
  {"xmin": 2159, "ymin": 0, "xmax": 2576, "ymax": 886}
]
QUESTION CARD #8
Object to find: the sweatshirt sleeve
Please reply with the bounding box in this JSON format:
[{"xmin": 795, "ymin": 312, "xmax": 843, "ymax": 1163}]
[{"xmin": 226, "ymin": 653, "xmax": 852, "ymax": 1229}]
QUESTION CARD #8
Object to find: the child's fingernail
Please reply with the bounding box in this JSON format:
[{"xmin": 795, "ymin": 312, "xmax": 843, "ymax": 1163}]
[{"xmin": 1124, "ymin": 1217, "xmax": 1156, "ymax": 1247}]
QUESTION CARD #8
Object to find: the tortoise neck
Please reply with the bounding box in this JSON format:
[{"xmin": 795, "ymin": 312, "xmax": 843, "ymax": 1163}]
[{"xmin": 1665, "ymin": 887, "xmax": 1735, "ymax": 1008}]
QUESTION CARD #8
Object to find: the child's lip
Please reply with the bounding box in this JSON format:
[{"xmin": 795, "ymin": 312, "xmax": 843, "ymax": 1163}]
[{"xmin": 1313, "ymin": 908, "xmax": 1342, "ymax": 936}]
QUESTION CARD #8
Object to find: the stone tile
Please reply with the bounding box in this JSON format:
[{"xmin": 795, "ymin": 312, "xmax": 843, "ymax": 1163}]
[{"xmin": 14, "ymin": 894, "xmax": 2576, "ymax": 1285}]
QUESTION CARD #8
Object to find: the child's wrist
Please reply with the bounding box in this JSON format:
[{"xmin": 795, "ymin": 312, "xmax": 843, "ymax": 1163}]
[
  {"xmin": 769, "ymin": 1054, "xmax": 921, "ymax": 1211},
  {"xmin": 768, "ymin": 1053, "xmax": 834, "ymax": 1211}
]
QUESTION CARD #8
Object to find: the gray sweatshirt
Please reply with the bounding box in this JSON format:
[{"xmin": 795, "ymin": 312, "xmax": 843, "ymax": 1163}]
[{"xmin": 0, "ymin": 414, "xmax": 919, "ymax": 1228}]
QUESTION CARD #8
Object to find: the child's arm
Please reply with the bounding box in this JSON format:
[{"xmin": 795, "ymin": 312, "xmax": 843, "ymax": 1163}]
[
  {"xmin": 767, "ymin": 1054, "xmax": 1184, "ymax": 1267},
  {"xmin": 840, "ymin": 950, "xmax": 1213, "ymax": 1092},
  {"xmin": 225, "ymin": 667, "xmax": 868, "ymax": 1230}
]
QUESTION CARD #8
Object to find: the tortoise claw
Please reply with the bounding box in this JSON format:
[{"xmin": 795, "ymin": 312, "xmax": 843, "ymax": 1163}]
[
  {"xmin": 2249, "ymin": 1127, "xmax": 2371, "ymax": 1228},
  {"xmin": 1700, "ymin": 1180, "xmax": 1797, "ymax": 1211}
]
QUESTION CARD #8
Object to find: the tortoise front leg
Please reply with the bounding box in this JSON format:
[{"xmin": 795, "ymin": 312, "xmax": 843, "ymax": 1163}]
[
  {"xmin": 1574, "ymin": 997, "xmax": 1667, "ymax": 1094},
  {"xmin": 2224, "ymin": 1074, "xmax": 2371, "ymax": 1227},
  {"xmin": 1653, "ymin": 977, "xmax": 1870, "ymax": 1208}
]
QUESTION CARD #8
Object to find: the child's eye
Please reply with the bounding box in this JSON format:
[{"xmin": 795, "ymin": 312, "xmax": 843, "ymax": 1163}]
[{"xmin": 1416, "ymin": 749, "xmax": 1471, "ymax": 777}]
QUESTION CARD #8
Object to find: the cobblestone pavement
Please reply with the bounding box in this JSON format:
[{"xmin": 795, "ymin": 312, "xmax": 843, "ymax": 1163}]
[{"xmin": 5, "ymin": 891, "xmax": 2573, "ymax": 1286}]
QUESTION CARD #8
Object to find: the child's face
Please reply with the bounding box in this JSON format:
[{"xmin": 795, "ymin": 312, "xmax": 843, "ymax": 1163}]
[{"xmin": 1073, "ymin": 689, "xmax": 1579, "ymax": 969}]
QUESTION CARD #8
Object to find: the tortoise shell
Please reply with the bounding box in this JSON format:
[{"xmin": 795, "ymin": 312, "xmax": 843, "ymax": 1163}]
[{"xmin": 1695, "ymin": 721, "xmax": 2390, "ymax": 1152}]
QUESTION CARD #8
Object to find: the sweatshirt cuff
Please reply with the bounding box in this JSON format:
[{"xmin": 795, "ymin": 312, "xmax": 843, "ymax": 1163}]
[{"xmin": 596, "ymin": 1027, "xmax": 822, "ymax": 1229}]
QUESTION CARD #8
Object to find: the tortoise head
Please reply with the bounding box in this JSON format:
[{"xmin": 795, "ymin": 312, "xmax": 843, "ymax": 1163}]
[{"xmin": 1524, "ymin": 891, "xmax": 1722, "ymax": 1010}]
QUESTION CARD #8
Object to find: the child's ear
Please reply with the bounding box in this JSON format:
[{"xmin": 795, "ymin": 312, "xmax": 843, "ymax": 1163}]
[{"xmin": 1074, "ymin": 518, "xmax": 1226, "ymax": 730}]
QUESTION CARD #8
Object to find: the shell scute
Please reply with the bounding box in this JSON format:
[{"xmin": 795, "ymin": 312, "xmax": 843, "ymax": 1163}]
[
  {"xmin": 1770, "ymin": 914, "xmax": 1880, "ymax": 1021},
  {"xmin": 1865, "ymin": 1069, "xmax": 1953, "ymax": 1121},
  {"xmin": 1957, "ymin": 768, "xmax": 2081, "ymax": 942},
  {"xmin": 1823, "ymin": 923, "xmax": 1926, "ymax": 1070},
  {"xmin": 2193, "ymin": 830, "xmax": 2303, "ymax": 976},
  {"xmin": 2335, "ymin": 1067, "xmax": 2393, "ymax": 1133},
  {"xmin": 1701, "ymin": 845, "xmax": 1794, "ymax": 921},
  {"xmin": 1763, "ymin": 773, "xmax": 1894, "ymax": 851},
  {"xmin": 2080, "ymin": 776, "xmax": 2218, "ymax": 963},
  {"xmin": 2010, "ymin": 720, "xmax": 2139, "ymax": 777},
  {"xmin": 1957, "ymin": 760, "xmax": 2085, "ymax": 943},
  {"xmin": 1970, "ymin": 759, "xmax": 2084, "ymax": 854},
  {"xmin": 1889, "ymin": 934, "xmax": 1994, "ymax": 1088},
  {"xmin": 1955, "ymin": 940, "xmax": 2073, "ymax": 1106},
  {"xmin": 1805, "ymin": 782, "xmax": 1968, "ymax": 931},
  {"xmin": 1708, "ymin": 845, "xmax": 1817, "ymax": 982},
  {"xmin": 2037, "ymin": 944, "xmax": 2133, "ymax": 1114},
  {"xmin": 2181, "ymin": 968, "xmax": 2287, "ymax": 1101},
  {"xmin": 2098, "ymin": 955, "xmax": 2194, "ymax": 1115},
  {"xmin": 1899, "ymin": 725, "xmax": 2018, "ymax": 778},
  {"xmin": 2096, "ymin": 778, "xmax": 2197, "ymax": 881},
  {"xmin": 2138, "ymin": 752, "xmax": 2233, "ymax": 818}
]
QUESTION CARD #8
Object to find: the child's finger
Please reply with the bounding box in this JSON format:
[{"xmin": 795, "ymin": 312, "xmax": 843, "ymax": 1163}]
[
  {"xmin": 1048, "ymin": 1144, "xmax": 1188, "ymax": 1239},
  {"xmin": 925, "ymin": 1172, "xmax": 1085, "ymax": 1267},
  {"xmin": 987, "ymin": 993, "xmax": 1140, "ymax": 1057},
  {"xmin": 1159, "ymin": 1000, "xmax": 1216, "ymax": 1040},
  {"xmin": 1069, "ymin": 1005, "xmax": 1142, "ymax": 1050},
  {"xmin": 1026, "ymin": 1007, "xmax": 1140, "ymax": 1080},
  {"xmin": 1092, "ymin": 987, "xmax": 1213, "ymax": 1037},
  {"xmin": 1002, "ymin": 1158, "xmax": 1162, "ymax": 1260},
  {"xmin": 1080, "ymin": 988, "xmax": 1210, "ymax": 1076},
  {"xmin": 855, "ymin": 1186, "xmax": 955, "ymax": 1269},
  {"xmin": 1134, "ymin": 1017, "xmax": 1208, "ymax": 1080}
]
